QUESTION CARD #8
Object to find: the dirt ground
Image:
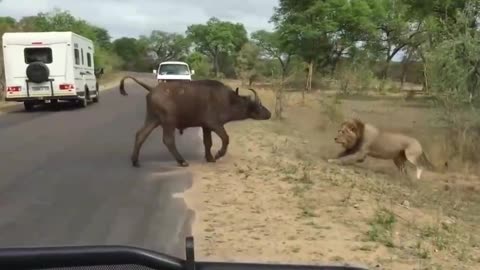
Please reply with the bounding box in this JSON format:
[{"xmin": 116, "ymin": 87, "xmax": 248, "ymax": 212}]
[{"xmin": 183, "ymin": 80, "xmax": 480, "ymax": 270}]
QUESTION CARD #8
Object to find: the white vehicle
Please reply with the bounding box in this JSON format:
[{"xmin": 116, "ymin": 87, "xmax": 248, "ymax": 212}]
[
  {"xmin": 2, "ymin": 31, "xmax": 104, "ymax": 111},
  {"xmin": 153, "ymin": 61, "xmax": 194, "ymax": 82}
]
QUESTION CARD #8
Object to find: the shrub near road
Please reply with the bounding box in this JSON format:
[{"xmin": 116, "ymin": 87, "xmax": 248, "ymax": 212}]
[{"xmin": 184, "ymin": 80, "xmax": 480, "ymax": 270}]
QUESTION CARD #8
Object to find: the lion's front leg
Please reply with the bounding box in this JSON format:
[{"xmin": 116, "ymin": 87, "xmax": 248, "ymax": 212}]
[{"xmin": 328, "ymin": 150, "xmax": 368, "ymax": 165}]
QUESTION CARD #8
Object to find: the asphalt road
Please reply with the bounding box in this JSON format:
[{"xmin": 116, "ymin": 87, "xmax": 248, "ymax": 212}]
[{"xmin": 0, "ymin": 74, "xmax": 202, "ymax": 258}]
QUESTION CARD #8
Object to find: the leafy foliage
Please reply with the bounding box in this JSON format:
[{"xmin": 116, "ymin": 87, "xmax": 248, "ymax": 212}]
[
  {"xmin": 139, "ymin": 31, "xmax": 191, "ymax": 63},
  {"xmin": 186, "ymin": 17, "xmax": 248, "ymax": 77}
]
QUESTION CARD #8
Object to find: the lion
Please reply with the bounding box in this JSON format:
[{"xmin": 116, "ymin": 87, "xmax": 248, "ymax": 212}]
[{"xmin": 327, "ymin": 118, "xmax": 444, "ymax": 180}]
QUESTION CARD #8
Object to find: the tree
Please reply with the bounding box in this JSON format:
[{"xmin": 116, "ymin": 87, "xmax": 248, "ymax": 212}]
[
  {"xmin": 271, "ymin": 0, "xmax": 340, "ymax": 91},
  {"xmin": 186, "ymin": 17, "xmax": 248, "ymax": 77},
  {"xmin": 113, "ymin": 37, "xmax": 148, "ymax": 71},
  {"xmin": 235, "ymin": 42, "xmax": 261, "ymax": 85},
  {"xmin": 251, "ymin": 30, "xmax": 297, "ymax": 118},
  {"xmin": 28, "ymin": 9, "xmax": 121, "ymax": 71},
  {"xmin": 187, "ymin": 52, "xmax": 211, "ymax": 78},
  {"xmin": 139, "ymin": 31, "xmax": 191, "ymax": 63},
  {"xmin": 367, "ymin": 0, "xmax": 424, "ymax": 80},
  {"xmin": 251, "ymin": 30, "xmax": 294, "ymax": 81},
  {"xmin": 327, "ymin": 0, "xmax": 377, "ymax": 74},
  {"xmin": 0, "ymin": 17, "xmax": 17, "ymax": 98}
]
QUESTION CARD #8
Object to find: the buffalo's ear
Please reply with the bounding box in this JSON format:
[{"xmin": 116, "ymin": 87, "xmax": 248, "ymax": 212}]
[{"xmin": 235, "ymin": 87, "xmax": 239, "ymax": 95}]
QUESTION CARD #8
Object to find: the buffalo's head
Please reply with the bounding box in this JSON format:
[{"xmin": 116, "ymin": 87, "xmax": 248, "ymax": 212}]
[{"xmin": 234, "ymin": 87, "xmax": 271, "ymax": 120}]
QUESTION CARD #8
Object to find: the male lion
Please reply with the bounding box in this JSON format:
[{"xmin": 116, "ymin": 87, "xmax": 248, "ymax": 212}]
[{"xmin": 328, "ymin": 118, "xmax": 440, "ymax": 180}]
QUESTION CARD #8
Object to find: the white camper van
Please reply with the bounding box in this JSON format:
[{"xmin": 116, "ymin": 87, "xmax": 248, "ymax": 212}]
[
  {"xmin": 153, "ymin": 61, "xmax": 194, "ymax": 82},
  {"xmin": 2, "ymin": 31, "xmax": 104, "ymax": 111}
]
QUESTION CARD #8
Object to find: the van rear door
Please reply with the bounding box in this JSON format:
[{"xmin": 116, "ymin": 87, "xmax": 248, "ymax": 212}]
[{"xmin": 4, "ymin": 43, "xmax": 68, "ymax": 98}]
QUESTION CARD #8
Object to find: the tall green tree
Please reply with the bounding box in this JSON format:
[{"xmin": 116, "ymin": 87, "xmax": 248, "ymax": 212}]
[
  {"xmin": 139, "ymin": 31, "xmax": 191, "ymax": 63},
  {"xmin": 251, "ymin": 30, "xmax": 294, "ymax": 80},
  {"xmin": 0, "ymin": 16, "xmax": 17, "ymax": 97},
  {"xmin": 236, "ymin": 41, "xmax": 261, "ymax": 85},
  {"xmin": 112, "ymin": 37, "xmax": 148, "ymax": 71},
  {"xmin": 271, "ymin": 0, "xmax": 372, "ymax": 90},
  {"xmin": 186, "ymin": 17, "xmax": 248, "ymax": 77}
]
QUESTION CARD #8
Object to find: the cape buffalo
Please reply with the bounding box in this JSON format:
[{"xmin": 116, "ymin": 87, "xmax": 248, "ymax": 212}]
[{"xmin": 119, "ymin": 76, "xmax": 272, "ymax": 167}]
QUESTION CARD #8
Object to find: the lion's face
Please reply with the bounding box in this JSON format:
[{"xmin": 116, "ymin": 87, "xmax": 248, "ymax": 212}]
[{"xmin": 334, "ymin": 120, "xmax": 360, "ymax": 149}]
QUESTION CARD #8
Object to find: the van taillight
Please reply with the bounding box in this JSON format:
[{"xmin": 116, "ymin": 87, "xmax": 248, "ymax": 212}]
[
  {"xmin": 59, "ymin": 84, "xmax": 74, "ymax": 90},
  {"xmin": 7, "ymin": 86, "xmax": 21, "ymax": 92}
]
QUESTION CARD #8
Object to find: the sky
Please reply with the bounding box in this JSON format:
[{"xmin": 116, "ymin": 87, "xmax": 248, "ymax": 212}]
[
  {"xmin": 0, "ymin": 0, "xmax": 404, "ymax": 61},
  {"xmin": 0, "ymin": 0, "xmax": 278, "ymax": 39}
]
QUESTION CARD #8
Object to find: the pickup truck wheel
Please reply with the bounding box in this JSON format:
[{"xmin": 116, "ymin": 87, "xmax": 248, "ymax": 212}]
[{"xmin": 24, "ymin": 101, "xmax": 35, "ymax": 111}]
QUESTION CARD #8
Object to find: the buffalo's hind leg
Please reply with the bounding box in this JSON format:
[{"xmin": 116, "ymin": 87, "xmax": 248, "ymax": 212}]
[
  {"xmin": 202, "ymin": 127, "xmax": 215, "ymax": 162},
  {"xmin": 131, "ymin": 119, "xmax": 160, "ymax": 167},
  {"xmin": 162, "ymin": 126, "xmax": 189, "ymax": 167}
]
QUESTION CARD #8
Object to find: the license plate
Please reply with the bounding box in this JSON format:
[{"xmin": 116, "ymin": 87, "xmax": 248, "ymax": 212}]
[{"xmin": 32, "ymin": 86, "xmax": 49, "ymax": 91}]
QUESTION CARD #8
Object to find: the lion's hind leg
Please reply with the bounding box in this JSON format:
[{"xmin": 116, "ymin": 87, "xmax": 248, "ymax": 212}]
[
  {"xmin": 393, "ymin": 152, "xmax": 408, "ymax": 176},
  {"xmin": 404, "ymin": 143, "xmax": 424, "ymax": 180}
]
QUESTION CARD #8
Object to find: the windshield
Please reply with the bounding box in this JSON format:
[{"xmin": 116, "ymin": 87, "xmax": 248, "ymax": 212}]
[
  {"xmin": 158, "ymin": 64, "xmax": 190, "ymax": 75},
  {"xmin": 1, "ymin": 2, "xmax": 479, "ymax": 270}
]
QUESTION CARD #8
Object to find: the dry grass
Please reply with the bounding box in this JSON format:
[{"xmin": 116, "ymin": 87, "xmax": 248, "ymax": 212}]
[{"xmin": 183, "ymin": 79, "xmax": 480, "ymax": 270}]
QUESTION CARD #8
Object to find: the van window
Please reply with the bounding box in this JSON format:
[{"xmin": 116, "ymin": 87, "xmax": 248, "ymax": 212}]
[
  {"xmin": 24, "ymin": 48, "xmax": 53, "ymax": 64},
  {"xmin": 81, "ymin": 48, "xmax": 84, "ymax": 65},
  {"xmin": 87, "ymin": 52, "xmax": 92, "ymax": 67},
  {"xmin": 74, "ymin": 48, "xmax": 80, "ymax": 65}
]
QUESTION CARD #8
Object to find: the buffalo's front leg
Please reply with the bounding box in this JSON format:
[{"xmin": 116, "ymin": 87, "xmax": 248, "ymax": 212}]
[
  {"xmin": 163, "ymin": 126, "xmax": 189, "ymax": 167},
  {"xmin": 212, "ymin": 126, "xmax": 229, "ymax": 160},
  {"xmin": 131, "ymin": 120, "xmax": 159, "ymax": 167},
  {"xmin": 202, "ymin": 127, "xmax": 215, "ymax": 162}
]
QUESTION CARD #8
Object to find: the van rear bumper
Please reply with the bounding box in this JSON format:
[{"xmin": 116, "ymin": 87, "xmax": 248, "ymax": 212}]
[{"xmin": 5, "ymin": 95, "xmax": 80, "ymax": 102}]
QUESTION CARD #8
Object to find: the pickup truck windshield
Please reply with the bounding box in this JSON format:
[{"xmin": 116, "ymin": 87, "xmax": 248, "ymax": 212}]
[{"xmin": 159, "ymin": 64, "xmax": 190, "ymax": 75}]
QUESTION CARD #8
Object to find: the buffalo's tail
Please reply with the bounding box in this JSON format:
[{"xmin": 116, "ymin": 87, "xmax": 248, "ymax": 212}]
[{"xmin": 119, "ymin": 76, "xmax": 154, "ymax": 96}]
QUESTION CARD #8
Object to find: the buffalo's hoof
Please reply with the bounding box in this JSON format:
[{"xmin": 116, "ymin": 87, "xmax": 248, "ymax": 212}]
[
  {"xmin": 178, "ymin": 161, "xmax": 189, "ymax": 167},
  {"xmin": 205, "ymin": 156, "xmax": 216, "ymax": 163},
  {"xmin": 132, "ymin": 160, "xmax": 140, "ymax": 167},
  {"xmin": 214, "ymin": 152, "xmax": 225, "ymax": 160}
]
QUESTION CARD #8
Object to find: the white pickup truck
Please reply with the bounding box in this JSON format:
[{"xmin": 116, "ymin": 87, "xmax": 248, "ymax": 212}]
[{"xmin": 153, "ymin": 61, "xmax": 194, "ymax": 82}]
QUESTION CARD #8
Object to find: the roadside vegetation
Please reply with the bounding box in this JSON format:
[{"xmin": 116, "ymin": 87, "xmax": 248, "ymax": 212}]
[{"xmin": 2, "ymin": 0, "xmax": 480, "ymax": 268}]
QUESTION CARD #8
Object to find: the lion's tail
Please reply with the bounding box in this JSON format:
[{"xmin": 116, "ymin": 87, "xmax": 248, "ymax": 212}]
[{"xmin": 418, "ymin": 152, "xmax": 447, "ymax": 172}]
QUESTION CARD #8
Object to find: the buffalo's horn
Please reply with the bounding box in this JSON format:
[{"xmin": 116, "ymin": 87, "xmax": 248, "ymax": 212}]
[{"xmin": 248, "ymin": 88, "xmax": 259, "ymax": 102}]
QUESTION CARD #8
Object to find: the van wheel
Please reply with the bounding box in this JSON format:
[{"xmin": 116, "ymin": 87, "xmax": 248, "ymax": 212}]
[
  {"xmin": 24, "ymin": 101, "xmax": 35, "ymax": 111},
  {"xmin": 78, "ymin": 86, "xmax": 89, "ymax": 108},
  {"xmin": 92, "ymin": 83, "xmax": 99, "ymax": 103},
  {"xmin": 78, "ymin": 97, "xmax": 88, "ymax": 108}
]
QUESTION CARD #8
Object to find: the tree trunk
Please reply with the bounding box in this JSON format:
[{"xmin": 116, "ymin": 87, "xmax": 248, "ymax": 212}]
[
  {"xmin": 330, "ymin": 49, "xmax": 344, "ymax": 75},
  {"xmin": 305, "ymin": 60, "xmax": 314, "ymax": 92},
  {"xmin": 275, "ymin": 73, "xmax": 285, "ymax": 120},
  {"xmin": 400, "ymin": 50, "xmax": 412, "ymax": 90},
  {"xmin": 213, "ymin": 53, "xmax": 220, "ymax": 78},
  {"xmin": 382, "ymin": 57, "xmax": 392, "ymax": 80}
]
